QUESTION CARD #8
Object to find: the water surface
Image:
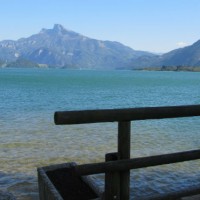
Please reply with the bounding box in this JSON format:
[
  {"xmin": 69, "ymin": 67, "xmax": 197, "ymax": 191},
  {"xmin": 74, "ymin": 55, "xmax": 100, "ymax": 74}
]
[{"xmin": 0, "ymin": 68, "xmax": 200, "ymax": 199}]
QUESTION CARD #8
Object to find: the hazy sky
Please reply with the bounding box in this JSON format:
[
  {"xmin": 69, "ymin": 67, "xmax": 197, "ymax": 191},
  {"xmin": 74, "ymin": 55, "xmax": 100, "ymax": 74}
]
[{"xmin": 1, "ymin": 0, "xmax": 200, "ymax": 53}]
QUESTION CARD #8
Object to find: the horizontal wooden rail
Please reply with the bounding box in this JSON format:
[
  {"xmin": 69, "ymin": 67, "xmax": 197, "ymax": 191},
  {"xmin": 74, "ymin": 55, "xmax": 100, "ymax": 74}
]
[
  {"xmin": 54, "ymin": 104, "xmax": 200, "ymax": 125},
  {"xmin": 75, "ymin": 149, "xmax": 200, "ymax": 176}
]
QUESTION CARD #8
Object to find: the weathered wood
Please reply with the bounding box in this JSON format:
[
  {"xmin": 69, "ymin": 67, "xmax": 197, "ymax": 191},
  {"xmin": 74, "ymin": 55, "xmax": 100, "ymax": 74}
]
[
  {"xmin": 105, "ymin": 153, "xmax": 120, "ymax": 200},
  {"xmin": 118, "ymin": 121, "xmax": 130, "ymax": 200},
  {"xmin": 54, "ymin": 104, "xmax": 200, "ymax": 125},
  {"xmin": 75, "ymin": 149, "xmax": 200, "ymax": 176}
]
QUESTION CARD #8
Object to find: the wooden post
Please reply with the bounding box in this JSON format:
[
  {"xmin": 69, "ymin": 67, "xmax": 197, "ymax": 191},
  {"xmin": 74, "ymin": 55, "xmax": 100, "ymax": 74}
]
[
  {"xmin": 105, "ymin": 152, "xmax": 120, "ymax": 200},
  {"xmin": 118, "ymin": 121, "xmax": 131, "ymax": 200}
]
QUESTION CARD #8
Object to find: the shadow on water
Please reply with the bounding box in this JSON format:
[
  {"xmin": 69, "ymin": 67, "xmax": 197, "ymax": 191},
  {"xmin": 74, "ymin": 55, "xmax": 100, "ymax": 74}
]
[
  {"xmin": 1, "ymin": 162, "xmax": 200, "ymax": 200},
  {"xmin": 130, "ymin": 167, "xmax": 200, "ymax": 199},
  {"xmin": 92, "ymin": 161, "xmax": 200, "ymax": 200},
  {"xmin": 0, "ymin": 171, "xmax": 39, "ymax": 200}
]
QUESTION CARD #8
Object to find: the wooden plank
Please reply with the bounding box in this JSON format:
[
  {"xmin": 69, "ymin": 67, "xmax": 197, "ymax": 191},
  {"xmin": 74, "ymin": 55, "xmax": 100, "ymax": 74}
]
[
  {"xmin": 75, "ymin": 149, "xmax": 200, "ymax": 176},
  {"xmin": 105, "ymin": 153, "xmax": 120, "ymax": 200},
  {"xmin": 118, "ymin": 121, "xmax": 130, "ymax": 200},
  {"xmin": 54, "ymin": 104, "xmax": 200, "ymax": 125}
]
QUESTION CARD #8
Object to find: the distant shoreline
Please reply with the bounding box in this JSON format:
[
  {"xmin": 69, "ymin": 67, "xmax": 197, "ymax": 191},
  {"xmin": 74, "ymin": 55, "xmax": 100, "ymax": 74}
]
[
  {"xmin": 135, "ymin": 66, "xmax": 200, "ymax": 72},
  {"xmin": 1, "ymin": 65, "xmax": 200, "ymax": 72}
]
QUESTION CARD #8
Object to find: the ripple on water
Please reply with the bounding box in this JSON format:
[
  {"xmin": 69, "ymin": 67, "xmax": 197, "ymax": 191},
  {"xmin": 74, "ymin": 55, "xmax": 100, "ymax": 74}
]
[{"xmin": 1, "ymin": 69, "xmax": 200, "ymax": 199}]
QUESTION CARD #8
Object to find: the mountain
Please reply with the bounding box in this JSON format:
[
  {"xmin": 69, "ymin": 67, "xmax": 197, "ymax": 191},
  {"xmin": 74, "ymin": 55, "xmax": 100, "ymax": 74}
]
[
  {"xmin": 1, "ymin": 24, "xmax": 200, "ymax": 70},
  {"xmin": 158, "ymin": 40, "xmax": 200, "ymax": 66},
  {"xmin": 130, "ymin": 40, "xmax": 200, "ymax": 70},
  {"xmin": 0, "ymin": 24, "xmax": 153, "ymax": 69}
]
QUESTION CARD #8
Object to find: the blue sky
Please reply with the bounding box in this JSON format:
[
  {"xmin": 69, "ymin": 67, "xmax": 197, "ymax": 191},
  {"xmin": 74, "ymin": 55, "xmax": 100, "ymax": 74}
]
[{"xmin": 1, "ymin": 0, "xmax": 200, "ymax": 53}]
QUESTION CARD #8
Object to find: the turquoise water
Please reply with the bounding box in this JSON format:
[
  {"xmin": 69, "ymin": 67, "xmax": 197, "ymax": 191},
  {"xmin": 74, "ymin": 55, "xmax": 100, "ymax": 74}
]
[{"xmin": 0, "ymin": 68, "xmax": 200, "ymax": 199}]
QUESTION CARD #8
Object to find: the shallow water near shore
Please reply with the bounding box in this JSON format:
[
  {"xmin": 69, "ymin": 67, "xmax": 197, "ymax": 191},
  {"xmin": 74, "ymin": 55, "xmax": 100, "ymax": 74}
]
[{"xmin": 0, "ymin": 68, "xmax": 200, "ymax": 199}]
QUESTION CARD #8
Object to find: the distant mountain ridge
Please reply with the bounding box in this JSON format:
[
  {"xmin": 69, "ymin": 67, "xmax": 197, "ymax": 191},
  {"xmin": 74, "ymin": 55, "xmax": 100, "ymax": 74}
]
[
  {"xmin": 130, "ymin": 40, "xmax": 200, "ymax": 70},
  {"xmin": 158, "ymin": 40, "xmax": 200, "ymax": 66},
  {"xmin": 0, "ymin": 24, "xmax": 153, "ymax": 69},
  {"xmin": 0, "ymin": 24, "xmax": 200, "ymax": 70}
]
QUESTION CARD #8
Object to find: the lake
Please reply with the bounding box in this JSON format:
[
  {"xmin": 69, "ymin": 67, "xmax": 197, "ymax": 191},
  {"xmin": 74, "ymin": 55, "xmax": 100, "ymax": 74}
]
[{"xmin": 0, "ymin": 68, "xmax": 200, "ymax": 199}]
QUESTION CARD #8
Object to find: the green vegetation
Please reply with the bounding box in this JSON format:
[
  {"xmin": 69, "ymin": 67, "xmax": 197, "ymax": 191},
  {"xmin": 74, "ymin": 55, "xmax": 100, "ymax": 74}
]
[
  {"xmin": 6, "ymin": 58, "xmax": 39, "ymax": 68},
  {"xmin": 0, "ymin": 60, "xmax": 5, "ymax": 67},
  {"xmin": 161, "ymin": 65, "xmax": 200, "ymax": 72},
  {"xmin": 137, "ymin": 65, "xmax": 200, "ymax": 72}
]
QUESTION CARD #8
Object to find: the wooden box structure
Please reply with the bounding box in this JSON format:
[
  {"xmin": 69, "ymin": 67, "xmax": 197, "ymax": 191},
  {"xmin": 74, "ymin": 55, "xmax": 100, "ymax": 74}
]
[{"xmin": 37, "ymin": 162, "xmax": 101, "ymax": 200}]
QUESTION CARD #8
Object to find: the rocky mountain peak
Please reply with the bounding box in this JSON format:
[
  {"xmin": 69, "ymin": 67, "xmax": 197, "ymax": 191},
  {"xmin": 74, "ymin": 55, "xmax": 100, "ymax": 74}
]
[
  {"xmin": 51, "ymin": 24, "xmax": 82, "ymax": 38},
  {"xmin": 53, "ymin": 24, "xmax": 66, "ymax": 32},
  {"xmin": 39, "ymin": 24, "xmax": 68, "ymax": 35}
]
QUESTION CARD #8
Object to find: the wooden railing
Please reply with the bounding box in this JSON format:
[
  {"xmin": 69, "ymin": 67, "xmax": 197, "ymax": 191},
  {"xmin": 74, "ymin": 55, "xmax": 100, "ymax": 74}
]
[{"xmin": 54, "ymin": 105, "xmax": 200, "ymax": 200}]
